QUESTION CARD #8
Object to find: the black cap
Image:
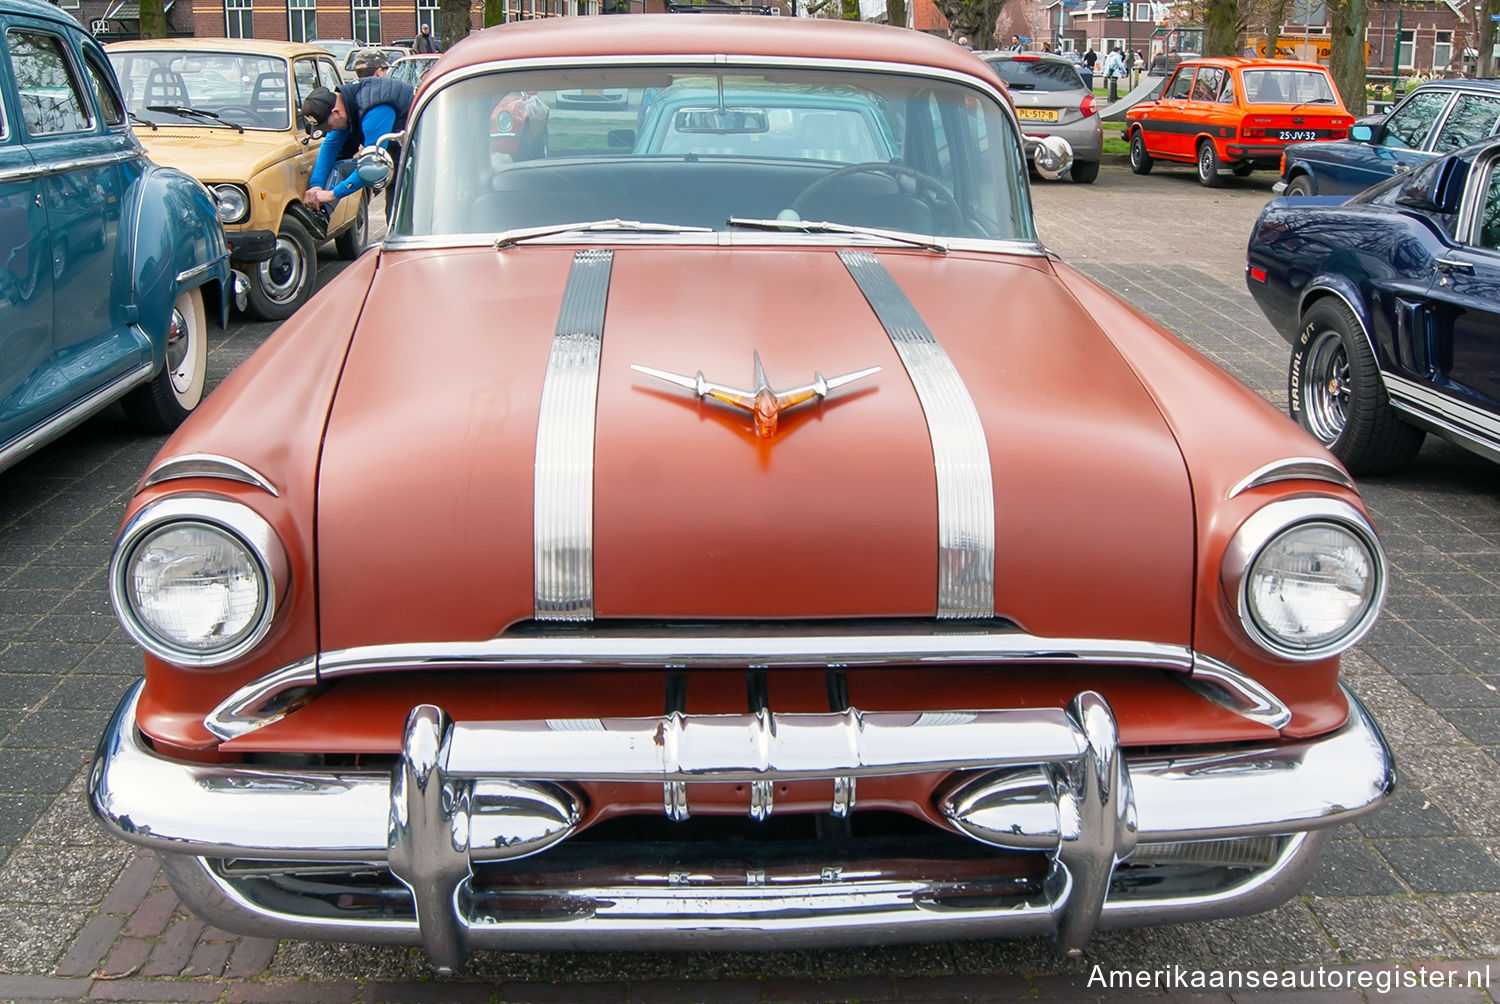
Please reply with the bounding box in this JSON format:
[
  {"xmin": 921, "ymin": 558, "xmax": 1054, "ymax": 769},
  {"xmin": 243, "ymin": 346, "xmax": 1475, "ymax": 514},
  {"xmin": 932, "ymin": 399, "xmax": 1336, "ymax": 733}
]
[{"xmin": 301, "ymin": 87, "xmax": 336, "ymax": 132}]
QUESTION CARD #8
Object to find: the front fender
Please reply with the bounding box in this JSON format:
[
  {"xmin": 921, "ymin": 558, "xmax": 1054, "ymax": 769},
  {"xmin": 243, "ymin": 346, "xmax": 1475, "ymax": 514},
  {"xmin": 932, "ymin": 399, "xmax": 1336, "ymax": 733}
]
[{"xmin": 125, "ymin": 164, "xmax": 232, "ymax": 347}]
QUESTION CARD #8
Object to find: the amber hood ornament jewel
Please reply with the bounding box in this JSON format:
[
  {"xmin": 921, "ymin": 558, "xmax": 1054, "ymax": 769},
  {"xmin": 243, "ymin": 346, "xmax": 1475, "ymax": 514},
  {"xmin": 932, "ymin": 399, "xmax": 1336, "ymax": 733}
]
[{"xmin": 631, "ymin": 352, "xmax": 880, "ymax": 439}]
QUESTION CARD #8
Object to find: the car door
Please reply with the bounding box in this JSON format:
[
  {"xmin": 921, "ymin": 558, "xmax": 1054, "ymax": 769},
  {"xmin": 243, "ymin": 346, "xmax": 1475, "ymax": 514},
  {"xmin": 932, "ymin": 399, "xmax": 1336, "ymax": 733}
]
[
  {"xmin": 1141, "ymin": 65, "xmax": 1194, "ymax": 160},
  {"xmin": 1424, "ymin": 147, "xmax": 1500, "ymax": 420},
  {"xmin": 8, "ymin": 22, "xmax": 137, "ymax": 401},
  {"xmin": 0, "ymin": 18, "xmax": 56, "ymax": 452}
]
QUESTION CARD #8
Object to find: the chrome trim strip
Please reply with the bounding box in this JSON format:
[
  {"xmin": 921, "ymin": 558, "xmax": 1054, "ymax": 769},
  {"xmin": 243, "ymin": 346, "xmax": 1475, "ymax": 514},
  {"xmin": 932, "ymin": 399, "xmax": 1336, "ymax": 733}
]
[
  {"xmin": 1183, "ymin": 654, "xmax": 1294, "ymax": 730},
  {"xmin": 839, "ymin": 250, "xmax": 995, "ymax": 618},
  {"xmin": 382, "ymin": 232, "xmax": 1049, "ymax": 256},
  {"xmin": 533, "ymin": 249, "xmax": 612, "ymax": 621},
  {"xmin": 0, "ymin": 148, "xmax": 140, "ymax": 184},
  {"xmin": 1385, "ymin": 372, "xmax": 1500, "ymax": 441},
  {"xmin": 176, "ymin": 260, "xmax": 218, "ymax": 285},
  {"xmin": 1221, "ymin": 497, "xmax": 1387, "ymax": 662},
  {"xmin": 0, "ymin": 363, "xmax": 154, "ymax": 476},
  {"xmin": 204, "ymin": 631, "xmax": 1196, "ymax": 741},
  {"xmin": 1226, "ymin": 457, "xmax": 1355, "ymax": 499},
  {"xmin": 110, "ymin": 495, "xmax": 288, "ymax": 668},
  {"xmin": 138, "ymin": 454, "xmax": 279, "ymax": 497}
]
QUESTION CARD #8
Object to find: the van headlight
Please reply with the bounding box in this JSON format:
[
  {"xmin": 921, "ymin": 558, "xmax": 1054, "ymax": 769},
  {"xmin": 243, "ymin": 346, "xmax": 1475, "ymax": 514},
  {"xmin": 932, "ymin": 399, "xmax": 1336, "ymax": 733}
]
[
  {"xmin": 1223, "ymin": 498, "xmax": 1385, "ymax": 660},
  {"xmin": 110, "ymin": 496, "xmax": 286, "ymax": 666},
  {"xmin": 212, "ymin": 184, "xmax": 250, "ymax": 224}
]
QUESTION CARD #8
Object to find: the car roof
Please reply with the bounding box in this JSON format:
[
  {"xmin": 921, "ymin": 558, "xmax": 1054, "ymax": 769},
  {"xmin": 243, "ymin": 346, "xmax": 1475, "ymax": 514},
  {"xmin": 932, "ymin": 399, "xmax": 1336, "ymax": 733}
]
[
  {"xmin": 1176, "ymin": 56, "xmax": 1328, "ymax": 72},
  {"xmin": 107, "ymin": 37, "xmax": 329, "ymax": 59},
  {"xmin": 435, "ymin": 15, "xmax": 991, "ymax": 82},
  {"xmin": 976, "ymin": 50, "xmax": 1075, "ymax": 65}
]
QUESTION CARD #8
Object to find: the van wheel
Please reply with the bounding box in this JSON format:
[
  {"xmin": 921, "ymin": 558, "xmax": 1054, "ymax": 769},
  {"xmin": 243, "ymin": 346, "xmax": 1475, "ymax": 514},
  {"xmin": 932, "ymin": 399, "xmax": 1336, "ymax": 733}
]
[{"xmin": 246, "ymin": 215, "xmax": 316, "ymax": 320}]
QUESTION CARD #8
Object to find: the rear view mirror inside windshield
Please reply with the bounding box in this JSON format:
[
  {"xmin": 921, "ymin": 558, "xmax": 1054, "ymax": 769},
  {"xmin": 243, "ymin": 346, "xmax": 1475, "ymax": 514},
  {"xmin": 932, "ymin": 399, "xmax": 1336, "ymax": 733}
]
[{"xmin": 673, "ymin": 107, "xmax": 769, "ymax": 133}]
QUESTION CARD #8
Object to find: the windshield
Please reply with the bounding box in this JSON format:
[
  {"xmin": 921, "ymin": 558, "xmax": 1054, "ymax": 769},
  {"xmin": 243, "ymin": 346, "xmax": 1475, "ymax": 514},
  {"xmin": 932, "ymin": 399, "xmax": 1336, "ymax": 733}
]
[
  {"xmin": 392, "ymin": 65, "xmax": 1033, "ymax": 244},
  {"xmin": 983, "ymin": 57, "xmax": 1085, "ymax": 93},
  {"xmin": 109, "ymin": 50, "xmax": 291, "ymax": 130},
  {"xmin": 1241, "ymin": 68, "xmax": 1338, "ymax": 105}
]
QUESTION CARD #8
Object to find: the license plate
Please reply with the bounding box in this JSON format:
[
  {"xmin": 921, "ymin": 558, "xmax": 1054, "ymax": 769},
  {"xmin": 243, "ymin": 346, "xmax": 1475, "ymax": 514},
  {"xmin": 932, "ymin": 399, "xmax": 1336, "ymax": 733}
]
[
  {"xmin": 1278, "ymin": 130, "xmax": 1317, "ymax": 141},
  {"xmin": 1017, "ymin": 108, "xmax": 1060, "ymax": 122}
]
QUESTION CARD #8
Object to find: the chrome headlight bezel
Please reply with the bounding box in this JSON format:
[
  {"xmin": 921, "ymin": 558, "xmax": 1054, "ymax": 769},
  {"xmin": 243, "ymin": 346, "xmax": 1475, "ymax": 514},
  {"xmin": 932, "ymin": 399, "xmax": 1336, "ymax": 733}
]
[
  {"xmin": 1222, "ymin": 497, "xmax": 1385, "ymax": 662},
  {"xmin": 211, "ymin": 184, "xmax": 250, "ymax": 224},
  {"xmin": 109, "ymin": 495, "xmax": 287, "ymax": 667}
]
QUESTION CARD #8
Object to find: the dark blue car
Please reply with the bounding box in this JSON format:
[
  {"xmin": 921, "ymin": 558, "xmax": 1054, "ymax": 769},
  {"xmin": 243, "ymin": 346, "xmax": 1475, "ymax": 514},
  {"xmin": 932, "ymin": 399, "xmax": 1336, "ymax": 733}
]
[
  {"xmin": 0, "ymin": 0, "xmax": 229, "ymax": 475},
  {"xmin": 1247, "ymin": 135, "xmax": 1500, "ymax": 474},
  {"xmin": 1276, "ymin": 79, "xmax": 1500, "ymax": 197}
]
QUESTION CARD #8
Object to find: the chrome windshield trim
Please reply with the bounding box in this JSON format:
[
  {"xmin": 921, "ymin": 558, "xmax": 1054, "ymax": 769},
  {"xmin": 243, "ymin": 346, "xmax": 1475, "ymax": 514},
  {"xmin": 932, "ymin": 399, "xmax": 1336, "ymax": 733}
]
[
  {"xmin": 1226, "ymin": 457, "xmax": 1355, "ymax": 499},
  {"xmin": 0, "ymin": 148, "xmax": 142, "ymax": 183},
  {"xmin": 382, "ymin": 232, "xmax": 1050, "ymax": 256},
  {"xmin": 1182, "ymin": 654, "xmax": 1293, "ymax": 730},
  {"xmin": 138, "ymin": 454, "xmax": 279, "ymax": 497},
  {"xmin": 533, "ymin": 249, "xmax": 612, "ymax": 621},
  {"xmin": 839, "ymin": 250, "xmax": 995, "ymax": 618},
  {"xmin": 0, "ymin": 363, "xmax": 154, "ymax": 477},
  {"xmin": 204, "ymin": 630, "xmax": 1195, "ymax": 741}
]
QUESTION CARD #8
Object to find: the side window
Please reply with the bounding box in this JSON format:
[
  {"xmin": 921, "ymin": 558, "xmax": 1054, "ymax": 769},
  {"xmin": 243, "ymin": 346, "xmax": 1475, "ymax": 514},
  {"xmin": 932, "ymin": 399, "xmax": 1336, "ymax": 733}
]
[
  {"xmin": 1165, "ymin": 68, "xmax": 1194, "ymax": 101},
  {"xmin": 8, "ymin": 29, "xmax": 92, "ymax": 135},
  {"xmin": 1191, "ymin": 67, "xmax": 1222, "ymax": 102},
  {"xmin": 1432, "ymin": 94, "xmax": 1500, "ymax": 155},
  {"xmin": 1218, "ymin": 75, "xmax": 1235, "ymax": 104},
  {"xmin": 292, "ymin": 57, "xmax": 319, "ymax": 111},
  {"xmin": 1476, "ymin": 159, "xmax": 1500, "ymax": 252},
  {"xmin": 82, "ymin": 50, "xmax": 125, "ymax": 127},
  {"xmin": 1382, "ymin": 89, "xmax": 1450, "ymax": 149},
  {"xmin": 317, "ymin": 59, "xmax": 342, "ymax": 92}
]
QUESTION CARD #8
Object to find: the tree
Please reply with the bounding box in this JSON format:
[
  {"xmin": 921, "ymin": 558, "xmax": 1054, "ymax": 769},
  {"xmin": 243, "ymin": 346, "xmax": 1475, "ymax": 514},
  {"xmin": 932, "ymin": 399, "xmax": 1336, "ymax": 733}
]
[
  {"xmin": 1261, "ymin": 0, "xmax": 1288, "ymax": 59},
  {"xmin": 1480, "ymin": 0, "xmax": 1500, "ymax": 78},
  {"xmin": 1202, "ymin": 0, "xmax": 1238, "ymax": 55},
  {"xmin": 1326, "ymin": 0, "xmax": 1367, "ymax": 116},
  {"xmin": 439, "ymin": 0, "xmax": 473, "ymax": 51},
  {"xmin": 888, "ymin": 0, "xmax": 908, "ymax": 29},
  {"xmin": 139, "ymin": 0, "xmax": 167, "ymax": 39},
  {"xmin": 844, "ymin": 0, "xmax": 860, "ymax": 18},
  {"xmin": 484, "ymin": 0, "xmax": 506, "ymax": 26},
  {"xmin": 933, "ymin": 0, "xmax": 1003, "ymax": 49}
]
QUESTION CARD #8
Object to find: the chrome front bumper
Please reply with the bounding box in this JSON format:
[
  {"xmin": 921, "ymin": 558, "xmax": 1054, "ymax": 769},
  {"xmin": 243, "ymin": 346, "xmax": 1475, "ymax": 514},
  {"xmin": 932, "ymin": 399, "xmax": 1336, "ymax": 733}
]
[{"xmin": 90, "ymin": 681, "xmax": 1392, "ymax": 970}]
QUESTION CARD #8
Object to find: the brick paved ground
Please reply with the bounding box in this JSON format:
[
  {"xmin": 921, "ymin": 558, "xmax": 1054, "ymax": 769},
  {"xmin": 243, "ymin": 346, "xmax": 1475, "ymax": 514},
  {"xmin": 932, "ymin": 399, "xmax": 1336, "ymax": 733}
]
[{"xmin": 0, "ymin": 169, "xmax": 1496, "ymax": 1002}]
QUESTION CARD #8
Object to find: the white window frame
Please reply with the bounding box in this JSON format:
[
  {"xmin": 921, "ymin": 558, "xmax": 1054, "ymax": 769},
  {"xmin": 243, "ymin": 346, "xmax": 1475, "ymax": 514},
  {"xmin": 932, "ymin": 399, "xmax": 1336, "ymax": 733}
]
[
  {"xmin": 1434, "ymin": 30, "xmax": 1453, "ymax": 71},
  {"xmin": 1133, "ymin": 3, "xmax": 1150, "ymax": 21},
  {"xmin": 417, "ymin": 0, "xmax": 438, "ymax": 33},
  {"xmin": 352, "ymin": 0, "xmax": 381, "ymax": 45},
  {"xmin": 1398, "ymin": 28, "xmax": 1415, "ymax": 71},
  {"xmin": 225, "ymin": 0, "xmax": 253, "ymax": 39},
  {"xmin": 288, "ymin": 0, "xmax": 316, "ymax": 43}
]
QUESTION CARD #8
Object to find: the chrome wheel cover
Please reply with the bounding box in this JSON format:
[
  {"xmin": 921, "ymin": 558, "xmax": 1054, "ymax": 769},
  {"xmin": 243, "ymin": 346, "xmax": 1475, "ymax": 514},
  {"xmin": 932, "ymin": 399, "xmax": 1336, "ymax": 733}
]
[
  {"xmin": 166, "ymin": 306, "xmax": 192, "ymax": 394},
  {"xmin": 1301, "ymin": 329, "xmax": 1349, "ymax": 445},
  {"xmin": 256, "ymin": 232, "xmax": 308, "ymax": 304}
]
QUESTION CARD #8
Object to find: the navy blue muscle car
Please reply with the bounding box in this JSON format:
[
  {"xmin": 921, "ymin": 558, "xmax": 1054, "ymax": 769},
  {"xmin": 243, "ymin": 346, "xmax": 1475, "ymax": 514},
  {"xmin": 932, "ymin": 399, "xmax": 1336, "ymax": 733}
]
[
  {"xmin": 1248, "ymin": 135, "xmax": 1500, "ymax": 474},
  {"xmin": 1276, "ymin": 79, "xmax": 1500, "ymax": 198},
  {"xmin": 0, "ymin": 0, "xmax": 229, "ymax": 475}
]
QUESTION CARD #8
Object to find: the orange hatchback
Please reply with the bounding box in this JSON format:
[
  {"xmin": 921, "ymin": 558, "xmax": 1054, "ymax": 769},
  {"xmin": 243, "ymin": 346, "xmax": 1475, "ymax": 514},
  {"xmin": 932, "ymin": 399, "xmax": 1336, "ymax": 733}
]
[{"xmin": 1125, "ymin": 57, "xmax": 1352, "ymax": 187}]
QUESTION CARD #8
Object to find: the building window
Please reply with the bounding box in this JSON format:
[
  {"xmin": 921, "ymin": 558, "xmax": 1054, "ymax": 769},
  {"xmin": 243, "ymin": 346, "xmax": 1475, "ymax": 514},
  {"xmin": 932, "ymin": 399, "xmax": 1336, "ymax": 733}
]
[
  {"xmin": 289, "ymin": 0, "xmax": 316, "ymax": 42},
  {"xmin": 1133, "ymin": 3, "xmax": 1149, "ymax": 21},
  {"xmin": 353, "ymin": 0, "xmax": 381, "ymax": 44},
  {"xmin": 1398, "ymin": 28, "xmax": 1415, "ymax": 70},
  {"xmin": 226, "ymin": 0, "xmax": 253, "ymax": 38},
  {"xmin": 1434, "ymin": 30, "xmax": 1453, "ymax": 71},
  {"xmin": 417, "ymin": 0, "xmax": 438, "ymax": 33}
]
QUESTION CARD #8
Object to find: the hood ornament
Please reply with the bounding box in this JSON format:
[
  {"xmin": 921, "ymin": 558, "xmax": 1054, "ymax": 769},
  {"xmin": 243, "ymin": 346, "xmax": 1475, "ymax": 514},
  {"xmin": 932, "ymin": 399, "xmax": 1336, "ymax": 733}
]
[{"xmin": 631, "ymin": 352, "xmax": 880, "ymax": 439}]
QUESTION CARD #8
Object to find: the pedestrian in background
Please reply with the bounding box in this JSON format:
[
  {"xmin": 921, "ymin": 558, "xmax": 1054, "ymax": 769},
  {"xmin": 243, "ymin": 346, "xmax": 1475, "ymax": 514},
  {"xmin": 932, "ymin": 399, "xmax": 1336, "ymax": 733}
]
[
  {"xmin": 351, "ymin": 49, "xmax": 389, "ymax": 79},
  {"xmin": 414, "ymin": 23, "xmax": 438, "ymax": 53},
  {"xmin": 1103, "ymin": 46, "xmax": 1125, "ymax": 102}
]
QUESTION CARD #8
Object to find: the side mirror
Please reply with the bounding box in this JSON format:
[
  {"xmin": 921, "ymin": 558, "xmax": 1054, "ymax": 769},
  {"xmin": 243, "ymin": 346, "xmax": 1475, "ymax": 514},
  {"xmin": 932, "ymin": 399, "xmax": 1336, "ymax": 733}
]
[
  {"xmin": 355, "ymin": 146, "xmax": 394, "ymax": 191},
  {"xmin": 1351, "ymin": 124, "xmax": 1373, "ymax": 142}
]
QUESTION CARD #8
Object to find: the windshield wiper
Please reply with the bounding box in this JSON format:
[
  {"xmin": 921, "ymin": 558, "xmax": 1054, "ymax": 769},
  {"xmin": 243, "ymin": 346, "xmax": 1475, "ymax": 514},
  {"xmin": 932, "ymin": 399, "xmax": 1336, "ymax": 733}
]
[
  {"xmin": 493, "ymin": 219, "xmax": 714, "ymax": 248},
  {"xmin": 727, "ymin": 217, "xmax": 949, "ymax": 254},
  {"xmin": 144, "ymin": 105, "xmax": 244, "ymax": 133},
  {"xmin": 127, "ymin": 110, "xmax": 157, "ymax": 131}
]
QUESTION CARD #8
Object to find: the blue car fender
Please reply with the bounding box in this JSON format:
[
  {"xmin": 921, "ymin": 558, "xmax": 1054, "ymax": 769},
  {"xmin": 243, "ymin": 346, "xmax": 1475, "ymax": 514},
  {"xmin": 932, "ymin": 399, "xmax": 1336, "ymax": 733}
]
[
  {"xmin": 1295, "ymin": 271, "xmax": 1380, "ymax": 359},
  {"xmin": 122, "ymin": 164, "xmax": 231, "ymax": 362}
]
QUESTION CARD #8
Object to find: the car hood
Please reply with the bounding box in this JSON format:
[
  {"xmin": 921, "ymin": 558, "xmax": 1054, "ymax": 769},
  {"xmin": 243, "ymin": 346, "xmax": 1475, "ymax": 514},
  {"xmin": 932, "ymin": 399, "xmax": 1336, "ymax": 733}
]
[
  {"xmin": 315, "ymin": 245, "xmax": 1195, "ymax": 650},
  {"xmin": 133, "ymin": 127, "xmax": 301, "ymax": 182}
]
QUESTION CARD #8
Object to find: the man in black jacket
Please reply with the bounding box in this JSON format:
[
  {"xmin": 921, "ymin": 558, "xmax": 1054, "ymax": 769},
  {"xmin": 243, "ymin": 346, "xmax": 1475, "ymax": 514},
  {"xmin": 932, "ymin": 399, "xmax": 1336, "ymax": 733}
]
[{"xmin": 414, "ymin": 23, "xmax": 438, "ymax": 53}]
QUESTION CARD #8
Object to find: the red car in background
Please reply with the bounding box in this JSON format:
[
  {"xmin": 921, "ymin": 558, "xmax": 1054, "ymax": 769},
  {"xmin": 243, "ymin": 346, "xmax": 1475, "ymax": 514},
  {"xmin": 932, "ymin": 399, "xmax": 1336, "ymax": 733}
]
[
  {"xmin": 1126, "ymin": 57, "xmax": 1352, "ymax": 187},
  {"xmin": 491, "ymin": 90, "xmax": 550, "ymax": 161}
]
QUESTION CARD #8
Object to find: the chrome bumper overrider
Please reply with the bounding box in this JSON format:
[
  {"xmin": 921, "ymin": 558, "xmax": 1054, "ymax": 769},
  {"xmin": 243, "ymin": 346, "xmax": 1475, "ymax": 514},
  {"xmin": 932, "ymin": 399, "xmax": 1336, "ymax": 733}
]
[{"xmin": 91, "ymin": 681, "xmax": 1392, "ymax": 970}]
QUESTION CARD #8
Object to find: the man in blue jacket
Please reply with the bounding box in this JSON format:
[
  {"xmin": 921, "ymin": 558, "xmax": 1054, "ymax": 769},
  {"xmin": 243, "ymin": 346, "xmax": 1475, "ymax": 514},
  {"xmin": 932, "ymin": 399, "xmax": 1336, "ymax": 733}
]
[{"xmin": 300, "ymin": 75, "xmax": 414, "ymax": 226}]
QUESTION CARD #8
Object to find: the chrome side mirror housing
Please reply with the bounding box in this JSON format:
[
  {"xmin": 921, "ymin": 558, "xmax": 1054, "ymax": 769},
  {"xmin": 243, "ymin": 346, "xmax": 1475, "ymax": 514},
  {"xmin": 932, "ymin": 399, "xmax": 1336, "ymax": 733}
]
[{"xmin": 1031, "ymin": 135, "xmax": 1074, "ymax": 181}]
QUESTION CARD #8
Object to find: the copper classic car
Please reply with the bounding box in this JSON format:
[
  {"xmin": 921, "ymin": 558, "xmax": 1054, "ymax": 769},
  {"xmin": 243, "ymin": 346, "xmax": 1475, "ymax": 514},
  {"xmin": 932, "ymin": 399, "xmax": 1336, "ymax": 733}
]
[{"xmin": 90, "ymin": 16, "xmax": 1394, "ymax": 969}]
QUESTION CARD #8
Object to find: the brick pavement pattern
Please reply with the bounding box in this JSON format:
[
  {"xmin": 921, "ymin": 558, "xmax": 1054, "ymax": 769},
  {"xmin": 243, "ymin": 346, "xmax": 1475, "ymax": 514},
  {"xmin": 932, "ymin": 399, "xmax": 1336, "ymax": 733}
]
[{"xmin": 0, "ymin": 170, "xmax": 1497, "ymax": 1002}]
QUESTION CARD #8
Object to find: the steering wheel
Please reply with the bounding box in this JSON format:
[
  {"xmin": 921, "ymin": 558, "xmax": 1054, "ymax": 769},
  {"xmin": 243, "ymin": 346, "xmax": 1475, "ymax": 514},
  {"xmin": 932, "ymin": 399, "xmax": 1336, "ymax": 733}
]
[{"xmin": 789, "ymin": 162, "xmax": 963, "ymax": 232}]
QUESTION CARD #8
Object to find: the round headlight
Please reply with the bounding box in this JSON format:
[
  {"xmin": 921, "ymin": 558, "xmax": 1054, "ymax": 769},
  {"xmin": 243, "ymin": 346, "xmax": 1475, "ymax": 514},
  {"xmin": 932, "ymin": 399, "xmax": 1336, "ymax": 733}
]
[
  {"xmin": 212, "ymin": 184, "xmax": 249, "ymax": 224},
  {"xmin": 494, "ymin": 109, "xmax": 514, "ymax": 134},
  {"xmin": 111, "ymin": 497, "xmax": 285, "ymax": 666},
  {"xmin": 1224, "ymin": 499, "xmax": 1385, "ymax": 660}
]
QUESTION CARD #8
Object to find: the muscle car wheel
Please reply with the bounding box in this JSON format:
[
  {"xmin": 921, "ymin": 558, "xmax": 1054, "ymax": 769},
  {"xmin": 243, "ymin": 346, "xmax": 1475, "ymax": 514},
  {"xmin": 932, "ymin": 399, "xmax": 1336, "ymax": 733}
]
[
  {"xmin": 121, "ymin": 287, "xmax": 207, "ymax": 433},
  {"xmin": 1291, "ymin": 299, "xmax": 1424, "ymax": 475},
  {"xmin": 247, "ymin": 216, "xmax": 316, "ymax": 321},
  {"xmin": 1129, "ymin": 130, "xmax": 1153, "ymax": 174},
  {"xmin": 334, "ymin": 192, "xmax": 369, "ymax": 261},
  {"xmin": 1197, "ymin": 141, "xmax": 1223, "ymax": 187},
  {"xmin": 1286, "ymin": 175, "xmax": 1315, "ymax": 197}
]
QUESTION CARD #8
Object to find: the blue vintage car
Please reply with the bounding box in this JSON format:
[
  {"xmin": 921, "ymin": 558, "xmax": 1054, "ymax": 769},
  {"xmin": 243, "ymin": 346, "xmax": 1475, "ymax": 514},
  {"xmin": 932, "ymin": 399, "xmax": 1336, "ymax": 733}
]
[
  {"xmin": 1248, "ymin": 135, "xmax": 1500, "ymax": 474},
  {"xmin": 1276, "ymin": 79, "xmax": 1500, "ymax": 197},
  {"xmin": 0, "ymin": 0, "xmax": 229, "ymax": 475}
]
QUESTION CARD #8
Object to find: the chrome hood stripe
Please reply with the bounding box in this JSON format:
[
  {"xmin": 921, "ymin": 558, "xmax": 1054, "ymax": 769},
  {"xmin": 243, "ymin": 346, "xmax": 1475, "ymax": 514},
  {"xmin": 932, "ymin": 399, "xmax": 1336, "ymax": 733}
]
[
  {"xmin": 839, "ymin": 250, "xmax": 995, "ymax": 618},
  {"xmin": 533, "ymin": 249, "xmax": 613, "ymax": 621}
]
